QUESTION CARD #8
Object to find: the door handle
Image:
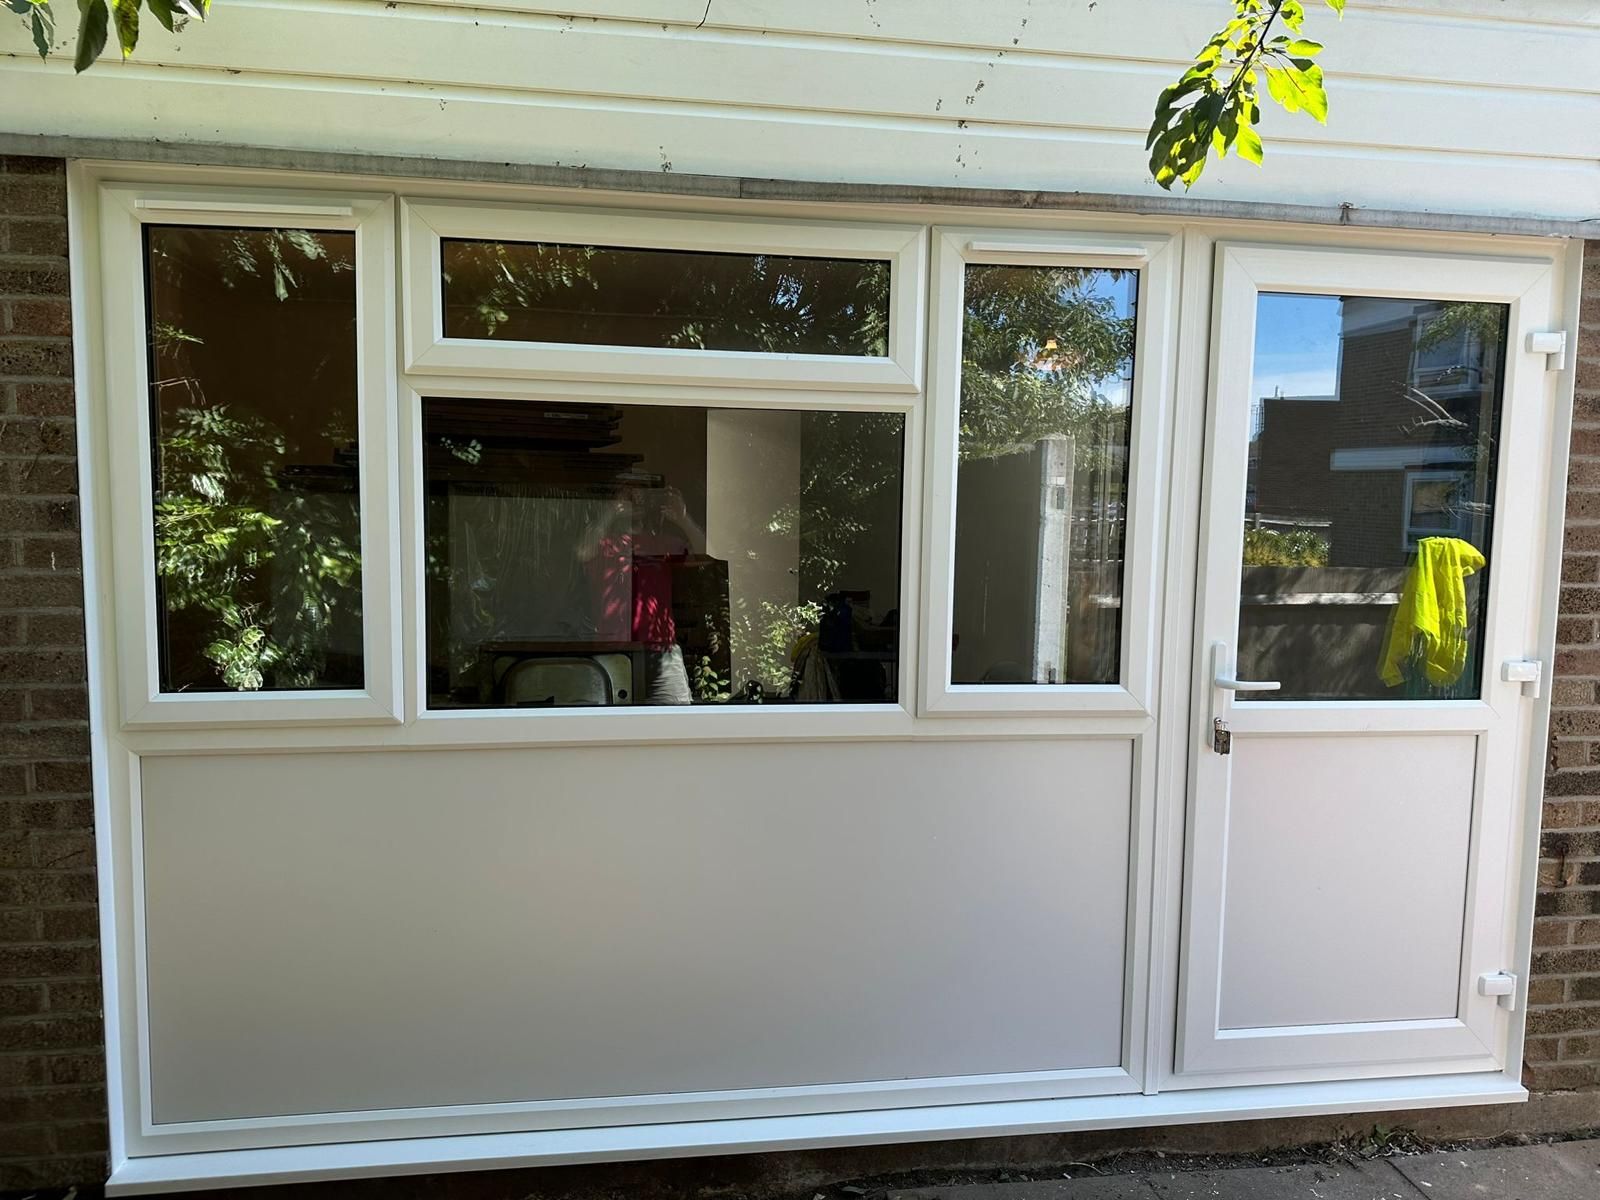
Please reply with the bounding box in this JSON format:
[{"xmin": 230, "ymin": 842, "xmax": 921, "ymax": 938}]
[
  {"xmin": 1215, "ymin": 675, "xmax": 1282, "ymax": 693},
  {"xmin": 1208, "ymin": 643, "xmax": 1280, "ymax": 746},
  {"xmin": 1212, "ymin": 642, "xmax": 1281, "ymax": 693}
]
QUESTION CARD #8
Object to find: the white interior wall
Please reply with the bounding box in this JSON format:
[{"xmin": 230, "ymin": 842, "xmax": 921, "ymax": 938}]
[{"xmin": 706, "ymin": 409, "xmax": 801, "ymax": 690}]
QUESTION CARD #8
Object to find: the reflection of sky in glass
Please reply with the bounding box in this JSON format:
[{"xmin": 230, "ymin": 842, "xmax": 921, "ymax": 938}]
[
  {"xmin": 1251, "ymin": 293, "xmax": 1341, "ymax": 436},
  {"xmin": 1075, "ymin": 269, "xmax": 1136, "ymax": 410}
]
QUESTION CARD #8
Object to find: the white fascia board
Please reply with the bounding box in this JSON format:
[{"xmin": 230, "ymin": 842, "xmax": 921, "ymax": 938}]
[{"xmin": 107, "ymin": 1073, "xmax": 1525, "ymax": 1195}]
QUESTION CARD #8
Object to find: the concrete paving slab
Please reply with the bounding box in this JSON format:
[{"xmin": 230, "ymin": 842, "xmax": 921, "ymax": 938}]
[
  {"xmin": 1143, "ymin": 1160, "xmax": 1417, "ymax": 1199},
  {"xmin": 882, "ymin": 1176, "xmax": 1158, "ymax": 1200},
  {"xmin": 1390, "ymin": 1142, "xmax": 1600, "ymax": 1200}
]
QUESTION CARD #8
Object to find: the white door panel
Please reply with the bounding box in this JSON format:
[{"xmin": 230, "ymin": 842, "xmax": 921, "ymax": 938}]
[
  {"xmin": 1177, "ymin": 243, "xmax": 1556, "ymax": 1080},
  {"xmin": 1218, "ymin": 733, "xmax": 1475, "ymax": 1031}
]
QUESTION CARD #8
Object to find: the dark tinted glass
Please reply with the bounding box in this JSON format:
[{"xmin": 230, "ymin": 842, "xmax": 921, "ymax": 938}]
[
  {"xmin": 950, "ymin": 264, "xmax": 1137, "ymax": 686},
  {"xmin": 423, "ymin": 398, "xmax": 904, "ymax": 708},
  {"xmin": 441, "ymin": 239, "xmax": 891, "ymax": 355},
  {"xmin": 146, "ymin": 226, "xmax": 363, "ymax": 693},
  {"xmin": 1240, "ymin": 294, "xmax": 1508, "ymax": 700}
]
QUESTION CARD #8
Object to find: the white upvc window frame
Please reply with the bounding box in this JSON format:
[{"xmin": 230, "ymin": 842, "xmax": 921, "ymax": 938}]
[
  {"xmin": 401, "ymin": 200, "xmax": 928, "ymax": 392},
  {"xmin": 919, "ymin": 229, "xmax": 1177, "ymax": 718},
  {"xmin": 398, "ymin": 377, "xmax": 926, "ymax": 735},
  {"xmin": 97, "ymin": 184, "xmax": 403, "ymax": 729}
]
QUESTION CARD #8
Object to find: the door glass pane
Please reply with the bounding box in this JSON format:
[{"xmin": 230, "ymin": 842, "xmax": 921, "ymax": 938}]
[
  {"xmin": 950, "ymin": 264, "xmax": 1136, "ymax": 685},
  {"xmin": 423, "ymin": 398, "xmax": 904, "ymax": 708},
  {"xmin": 1240, "ymin": 293, "xmax": 1508, "ymax": 701},
  {"xmin": 145, "ymin": 226, "xmax": 363, "ymax": 693},
  {"xmin": 441, "ymin": 240, "xmax": 891, "ymax": 356}
]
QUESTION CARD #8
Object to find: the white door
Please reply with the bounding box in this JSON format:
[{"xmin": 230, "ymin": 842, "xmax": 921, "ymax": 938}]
[{"xmin": 1176, "ymin": 243, "xmax": 1560, "ymax": 1081}]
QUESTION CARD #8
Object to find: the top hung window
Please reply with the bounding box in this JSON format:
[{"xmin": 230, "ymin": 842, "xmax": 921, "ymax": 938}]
[
  {"xmin": 441, "ymin": 240, "xmax": 891, "ymax": 356},
  {"xmin": 403, "ymin": 204, "xmax": 927, "ymax": 391}
]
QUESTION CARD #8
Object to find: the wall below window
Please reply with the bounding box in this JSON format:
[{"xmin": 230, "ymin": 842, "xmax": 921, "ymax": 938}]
[{"xmin": 0, "ymin": 155, "xmax": 1597, "ymax": 1191}]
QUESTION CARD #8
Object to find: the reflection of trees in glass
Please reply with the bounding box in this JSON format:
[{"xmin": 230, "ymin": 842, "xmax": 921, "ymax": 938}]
[
  {"xmin": 443, "ymin": 240, "xmax": 890, "ymax": 356},
  {"xmin": 1416, "ymin": 301, "xmax": 1503, "ymax": 356},
  {"xmin": 149, "ymin": 228, "xmax": 360, "ymax": 691},
  {"xmin": 959, "ymin": 265, "xmax": 1136, "ymax": 463}
]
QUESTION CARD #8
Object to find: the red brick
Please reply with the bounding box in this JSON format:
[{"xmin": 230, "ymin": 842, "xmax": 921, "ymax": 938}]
[
  {"xmin": 0, "ymin": 1085, "xmax": 106, "ymax": 1124},
  {"xmin": 31, "ymin": 832, "xmax": 94, "ymax": 871},
  {"xmin": 1525, "ymin": 1035, "xmax": 1560, "ymax": 1063},
  {"xmin": 1526, "ymin": 1061, "xmax": 1600, "ymax": 1090},
  {"xmin": 0, "ymin": 418, "xmax": 74, "ymax": 457},
  {"xmin": 2, "ymin": 218, "xmax": 69, "ymax": 258},
  {"xmin": 0, "ymin": 175, "xmax": 66, "ymax": 220},
  {"xmin": 0, "ymin": 908, "xmax": 40, "ymax": 941},
  {"xmin": 51, "ymin": 1119, "xmax": 107, "ymax": 1154},
  {"xmin": 31, "ymin": 762, "xmax": 89, "ymax": 795},
  {"xmin": 1525, "ymin": 1004, "xmax": 1600, "ymax": 1036},
  {"xmin": 0, "ymin": 943, "xmax": 98, "ymax": 981},
  {"xmin": 38, "ymin": 909, "xmax": 98, "ymax": 942},
  {"xmin": 0, "ymin": 983, "xmax": 46, "ymax": 1017},
  {"xmin": 6, "ymin": 300, "xmax": 71, "ymax": 338},
  {"xmin": 0, "ymin": 340, "xmax": 72, "ymax": 379},
  {"xmin": 0, "ymin": 264, "xmax": 69, "ymax": 299},
  {"xmin": 26, "ymin": 688, "xmax": 86, "ymax": 722},
  {"xmin": 1556, "ymin": 619, "xmax": 1598, "ymax": 649},
  {"xmin": 44, "ymin": 1053, "xmax": 105, "ymax": 1086},
  {"xmin": 4, "ymin": 871, "xmax": 96, "ymax": 906},
  {"xmin": 1563, "ymin": 553, "xmax": 1600, "ymax": 584},
  {"xmin": 10, "ymin": 381, "xmax": 74, "ymax": 418},
  {"xmin": 19, "ymin": 537, "xmax": 79, "ymax": 570},
  {"xmin": 0, "ymin": 157, "xmax": 65, "ymax": 176},
  {"xmin": 43, "ymin": 979, "xmax": 100, "ymax": 1014}
]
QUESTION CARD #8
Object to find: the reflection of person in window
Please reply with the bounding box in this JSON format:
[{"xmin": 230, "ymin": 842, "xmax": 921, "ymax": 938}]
[{"xmin": 579, "ymin": 485, "xmax": 704, "ymax": 704}]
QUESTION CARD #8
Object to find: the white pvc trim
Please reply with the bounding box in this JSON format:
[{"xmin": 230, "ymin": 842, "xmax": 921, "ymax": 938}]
[{"xmin": 105, "ymin": 1073, "xmax": 1526, "ymax": 1196}]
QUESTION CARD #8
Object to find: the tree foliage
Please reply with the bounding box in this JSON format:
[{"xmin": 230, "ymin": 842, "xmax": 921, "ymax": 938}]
[
  {"xmin": 8, "ymin": 0, "xmax": 204, "ymax": 71},
  {"xmin": 960, "ymin": 264, "xmax": 1135, "ymax": 462},
  {"xmin": 11, "ymin": 1, "xmax": 1349, "ymax": 191},
  {"xmin": 1147, "ymin": 0, "xmax": 1343, "ymax": 190},
  {"xmin": 149, "ymin": 227, "xmax": 362, "ymax": 692}
]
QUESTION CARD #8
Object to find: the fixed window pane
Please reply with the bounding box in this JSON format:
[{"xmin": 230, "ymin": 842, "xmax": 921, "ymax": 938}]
[
  {"xmin": 423, "ymin": 398, "xmax": 904, "ymax": 708},
  {"xmin": 440, "ymin": 239, "xmax": 891, "ymax": 355},
  {"xmin": 1240, "ymin": 293, "xmax": 1508, "ymax": 701},
  {"xmin": 950, "ymin": 264, "xmax": 1136, "ymax": 686},
  {"xmin": 145, "ymin": 226, "xmax": 363, "ymax": 693}
]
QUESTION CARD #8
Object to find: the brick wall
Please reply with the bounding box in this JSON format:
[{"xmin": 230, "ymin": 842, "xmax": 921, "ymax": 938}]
[
  {"xmin": 0, "ymin": 155, "xmax": 106, "ymax": 1192},
  {"xmin": 1531, "ymin": 243, "xmax": 1600, "ymax": 1089},
  {"xmin": 0, "ymin": 161, "xmax": 1591, "ymax": 1190}
]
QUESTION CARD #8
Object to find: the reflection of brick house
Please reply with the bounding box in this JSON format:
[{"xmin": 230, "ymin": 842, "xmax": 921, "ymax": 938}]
[{"xmin": 1252, "ymin": 298, "xmax": 1504, "ymax": 568}]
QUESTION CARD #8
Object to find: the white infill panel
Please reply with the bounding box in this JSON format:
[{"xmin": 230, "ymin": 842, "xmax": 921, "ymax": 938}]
[
  {"xmin": 139, "ymin": 738, "xmax": 1133, "ymax": 1124},
  {"xmin": 1218, "ymin": 733, "xmax": 1475, "ymax": 1031}
]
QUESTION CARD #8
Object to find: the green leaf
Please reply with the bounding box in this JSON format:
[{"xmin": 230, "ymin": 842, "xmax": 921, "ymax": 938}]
[
  {"xmin": 1283, "ymin": 38, "xmax": 1323, "ymax": 55},
  {"xmin": 1325, "ymin": 0, "xmax": 1345, "ymax": 13},
  {"xmin": 28, "ymin": 2, "xmax": 53, "ymax": 58},
  {"xmin": 146, "ymin": 0, "xmax": 175, "ymax": 31},
  {"xmin": 1236, "ymin": 124, "xmax": 1265, "ymax": 165},
  {"xmin": 111, "ymin": 0, "xmax": 138, "ymax": 57},
  {"xmin": 73, "ymin": 0, "xmax": 109, "ymax": 72}
]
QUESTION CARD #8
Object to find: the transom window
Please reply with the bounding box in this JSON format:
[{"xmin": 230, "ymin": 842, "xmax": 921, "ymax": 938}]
[{"xmin": 440, "ymin": 239, "xmax": 892, "ymax": 356}]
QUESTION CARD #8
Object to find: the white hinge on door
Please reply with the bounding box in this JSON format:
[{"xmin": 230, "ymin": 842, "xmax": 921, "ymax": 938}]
[
  {"xmin": 1478, "ymin": 970, "xmax": 1519, "ymax": 1011},
  {"xmin": 1501, "ymin": 658, "xmax": 1544, "ymax": 699},
  {"xmin": 1527, "ymin": 330, "xmax": 1569, "ymax": 371}
]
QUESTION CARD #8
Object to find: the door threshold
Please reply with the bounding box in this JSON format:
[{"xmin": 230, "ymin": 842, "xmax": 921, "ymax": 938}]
[{"xmin": 107, "ymin": 1072, "xmax": 1526, "ymax": 1195}]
